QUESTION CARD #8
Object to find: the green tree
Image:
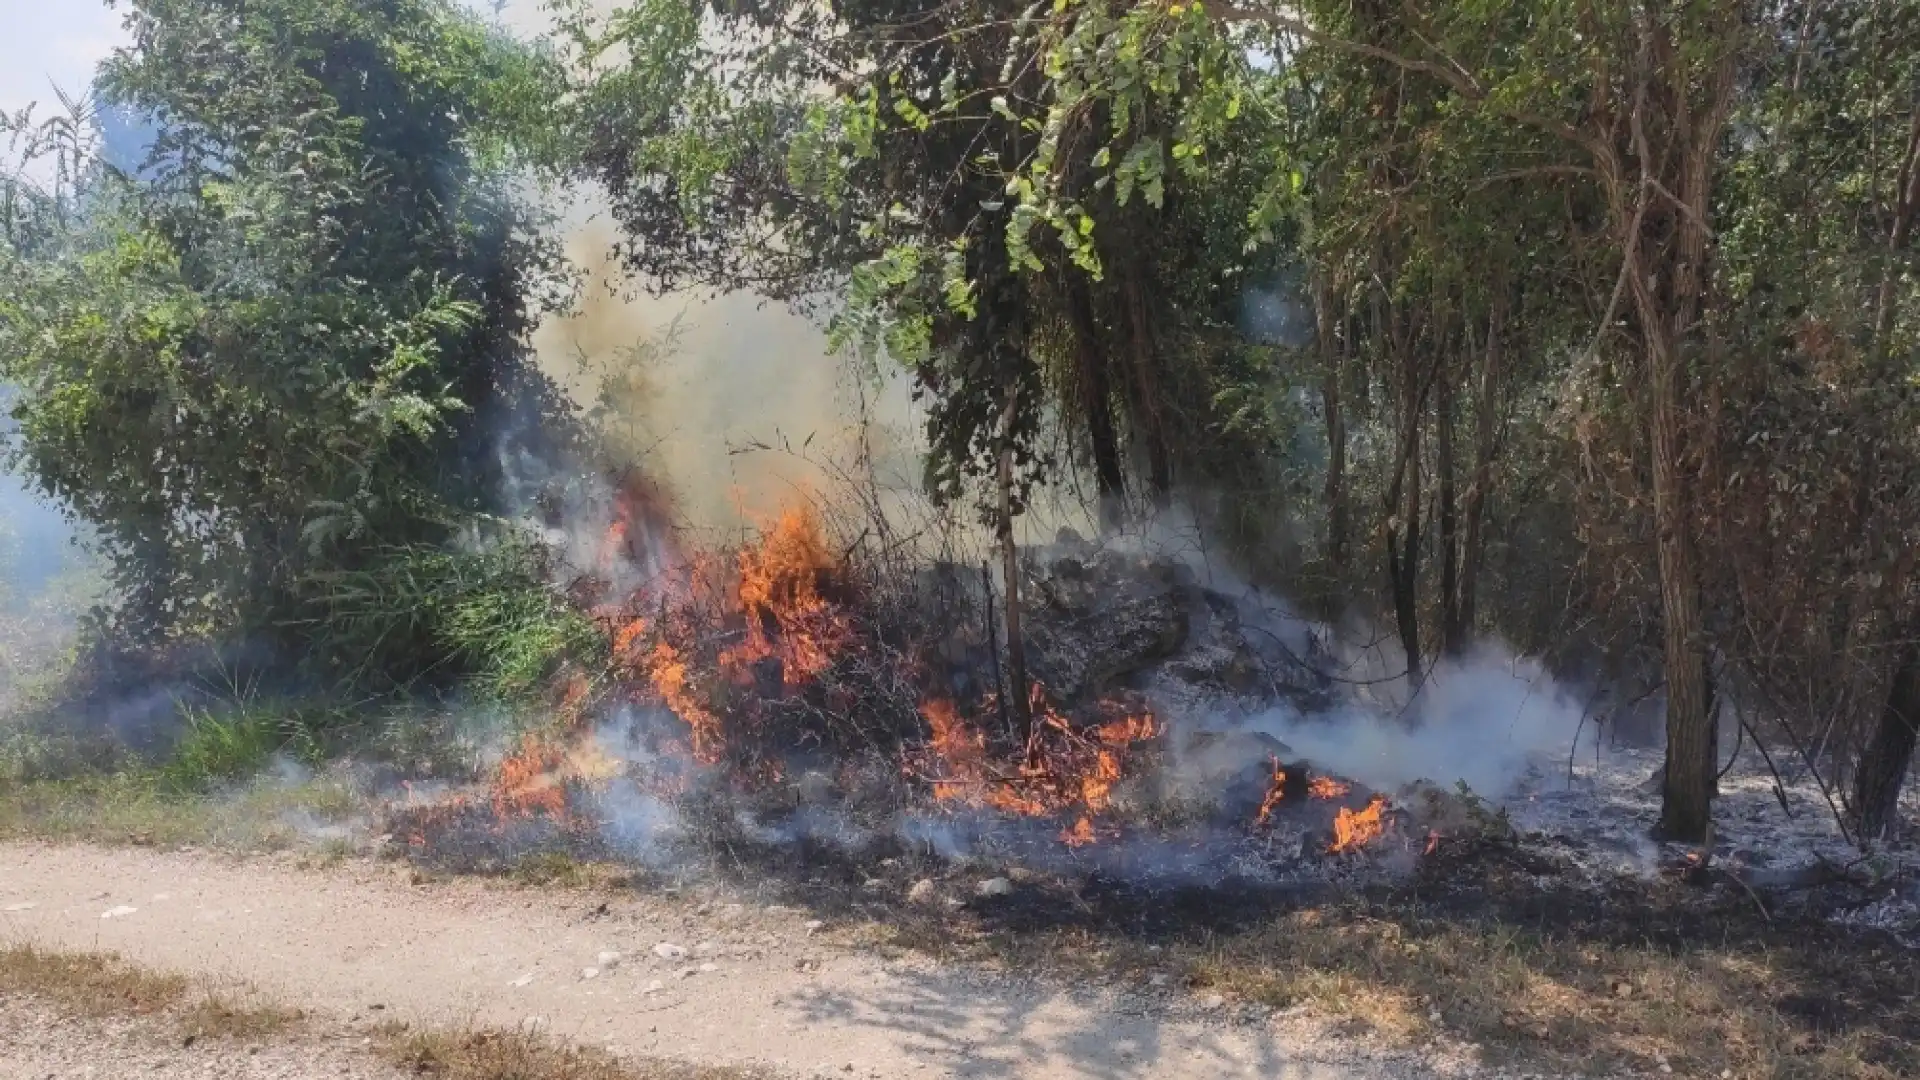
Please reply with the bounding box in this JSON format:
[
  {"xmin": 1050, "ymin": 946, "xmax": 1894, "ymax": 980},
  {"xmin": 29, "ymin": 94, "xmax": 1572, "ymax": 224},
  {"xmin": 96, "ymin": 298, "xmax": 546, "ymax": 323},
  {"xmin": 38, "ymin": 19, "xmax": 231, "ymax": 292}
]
[{"xmin": 0, "ymin": 0, "xmax": 578, "ymax": 688}]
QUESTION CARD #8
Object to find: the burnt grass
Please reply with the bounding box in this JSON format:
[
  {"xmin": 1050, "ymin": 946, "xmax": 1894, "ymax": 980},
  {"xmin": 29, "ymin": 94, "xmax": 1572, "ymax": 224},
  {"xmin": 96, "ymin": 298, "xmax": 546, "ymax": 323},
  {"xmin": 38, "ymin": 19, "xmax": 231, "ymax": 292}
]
[{"xmin": 391, "ymin": 788, "xmax": 1917, "ymax": 1079}]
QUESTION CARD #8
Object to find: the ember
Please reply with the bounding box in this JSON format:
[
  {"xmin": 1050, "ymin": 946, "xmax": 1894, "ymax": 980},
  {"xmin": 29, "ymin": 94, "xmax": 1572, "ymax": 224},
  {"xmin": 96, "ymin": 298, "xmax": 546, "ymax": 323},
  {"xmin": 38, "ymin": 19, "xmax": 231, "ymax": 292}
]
[{"xmin": 1308, "ymin": 776, "xmax": 1351, "ymax": 799}]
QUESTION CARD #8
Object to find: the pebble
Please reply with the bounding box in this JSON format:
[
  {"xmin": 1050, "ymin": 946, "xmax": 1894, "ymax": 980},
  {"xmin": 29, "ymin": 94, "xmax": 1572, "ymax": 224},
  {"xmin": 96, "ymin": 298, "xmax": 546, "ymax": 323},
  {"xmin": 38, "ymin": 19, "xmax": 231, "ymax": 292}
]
[
  {"xmin": 1147, "ymin": 973, "xmax": 1169, "ymax": 988},
  {"xmin": 698, "ymin": 962, "xmax": 718, "ymax": 973},
  {"xmin": 641, "ymin": 979, "xmax": 665, "ymax": 994},
  {"xmin": 653, "ymin": 943, "xmax": 688, "ymax": 960},
  {"xmin": 906, "ymin": 879, "xmax": 938, "ymax": 905},
  {"xmin": 1198, "ymin": 993, "xmax": 1227, "ymax": 1011},
  {"xmin": 508, "ymin": 973, "xmax": 534, "ymax": 988},
  {"xmin": 804, "ymin": 920, "xmax": 825, "ymax": 934},
  {"xmin": 975, "ymin": 877, "xmax": 1013, "ymax": 898},
  {"xmin": 596, "ymin": 950, "xmax": 623, "ymax": 968},
  {"xmin": 100, "ymin": 906, "xmax": 138, "ymax": 920},
  {"xmin": 581, "ymin": 968, "xmax": 599, "ymax": 980}
]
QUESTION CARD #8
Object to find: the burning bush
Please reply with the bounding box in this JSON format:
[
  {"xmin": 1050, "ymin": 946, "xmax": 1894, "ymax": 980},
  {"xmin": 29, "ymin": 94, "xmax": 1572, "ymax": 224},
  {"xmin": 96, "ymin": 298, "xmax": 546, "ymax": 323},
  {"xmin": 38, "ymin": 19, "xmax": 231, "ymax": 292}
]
[{"xmin": 391, "ymin": 495, "xmax": 1421, "ymax": 871}]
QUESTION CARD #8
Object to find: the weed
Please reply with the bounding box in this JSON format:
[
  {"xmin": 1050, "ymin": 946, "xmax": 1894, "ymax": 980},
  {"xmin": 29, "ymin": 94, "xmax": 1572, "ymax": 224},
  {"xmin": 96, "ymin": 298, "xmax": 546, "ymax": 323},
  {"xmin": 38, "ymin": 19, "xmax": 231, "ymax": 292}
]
[
  {"xmin": 378, "ymin": 1025, "xmax": 772, "ymax": 1080},
  {"xmin": 0, "ymin": 944, "xmax": 188, "ymax": 1015},
  {"xmin": 159, "ymin": 705, "xmax": 284, "ymax": 792}
]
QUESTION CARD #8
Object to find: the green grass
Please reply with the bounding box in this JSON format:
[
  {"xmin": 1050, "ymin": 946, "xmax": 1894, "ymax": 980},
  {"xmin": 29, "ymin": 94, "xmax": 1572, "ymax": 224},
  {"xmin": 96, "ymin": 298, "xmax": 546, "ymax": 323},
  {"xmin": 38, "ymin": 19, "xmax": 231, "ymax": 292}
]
[{"xmin": 0, "ymin": 768, "xmax": 366, "ymax": 849}]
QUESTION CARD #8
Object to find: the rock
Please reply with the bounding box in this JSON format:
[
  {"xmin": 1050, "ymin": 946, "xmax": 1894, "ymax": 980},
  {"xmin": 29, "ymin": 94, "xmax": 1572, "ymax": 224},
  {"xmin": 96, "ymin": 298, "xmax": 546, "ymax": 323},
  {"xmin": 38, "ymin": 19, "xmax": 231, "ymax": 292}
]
[
  {"xmin": 581, "ymin": 967, "xmax": 599, "ymax": 980},
  {"xmin": 640, "ymin": 979, "xmax": 664, "ymax": 994},
  {"xmin": 804, "ymin": 919, "xmax": 825, "ymax": 934},
  {"xmin": 1147, "ymin": 973, "xmax": 1169, "ymax": 988},
  {"xmin": 975, "ymin": 877, "xmax": 1014, "ymax": 898},
  {"xmin": 906, "ymin": 879, "xmax": 938, "ymax": 905},
  {"xmin": 653, "ymin": 943, "xmax": 688, "ymax": 960},
  {"xmin": 100, "ymin": 905, "xmax": 138, "ymax": 919},
  {"xmin": 508, "ymin": 973, "xmax": 533, "ymax": 988},
  {"xmin": 699, "ymin": 962, "xmax": 718, "ymax": 973},
  {"xmin": 1198, "ymin": 993, "xmax": 1227, "ymax": 1011},
  {"xmin": 596, "ymin": 951, "xmax": 622, "ymax": 968},
  {"xmin": 1613, "ymin": 981, "xmax": 1634, "ymax": 998},
  {"xmin": 693, "ymin": 941, "xmax": 717, "ymax": 956}
]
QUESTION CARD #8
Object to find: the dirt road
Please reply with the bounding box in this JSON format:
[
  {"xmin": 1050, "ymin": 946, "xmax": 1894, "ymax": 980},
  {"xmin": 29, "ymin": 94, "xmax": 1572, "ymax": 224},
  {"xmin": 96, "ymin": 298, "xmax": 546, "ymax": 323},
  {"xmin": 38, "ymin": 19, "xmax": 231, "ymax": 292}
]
[{"xmin": 0, "ymin": 842, "xmax": 1467, "ymax": 1080}]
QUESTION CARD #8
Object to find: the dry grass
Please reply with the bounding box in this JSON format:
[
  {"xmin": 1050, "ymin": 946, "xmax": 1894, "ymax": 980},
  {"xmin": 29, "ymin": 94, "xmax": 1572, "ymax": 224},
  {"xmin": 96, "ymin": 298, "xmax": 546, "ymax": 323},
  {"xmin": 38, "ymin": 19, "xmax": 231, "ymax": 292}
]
[
  {"xmin": 378, "ymin": 1026, "xmax": 776, "ymax": 1080},
  {"xmin": 0, "ymin": 943, "xmax": 299, "ymax": 1039},
  {"xmin": 843, "ymin": 846, "xmax": 1917, "ymax": 1080},
  {"xmin": 1, "ymin": 944, "xmax": 776, "ymax": 1080}
]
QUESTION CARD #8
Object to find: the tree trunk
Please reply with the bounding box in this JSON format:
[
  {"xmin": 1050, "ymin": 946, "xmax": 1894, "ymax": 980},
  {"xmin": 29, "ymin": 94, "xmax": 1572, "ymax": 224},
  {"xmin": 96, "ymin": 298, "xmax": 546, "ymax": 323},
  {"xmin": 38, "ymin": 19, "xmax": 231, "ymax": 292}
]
[
  {"xmin": 1647, "ymin": 320, "xmax": 1712, "ymax": 842},
  {"xmin": 1873, "ymin": 110, "xmax": 1920, "ymax": 356},
  {"xmin": 1459, "ymin": 288, "xmax": 1504, "ymax": 641},
  {"xmin": 1437, "ymin": 371, "xmax": 1462, "ymax": 656},
  {"xmin": 1315, "ymin": 278, "xmax": 1349, "ymax": 573},
  {"xmin": 1625, "ymin": 20, "xmax": 1735, "ymax": 845},
  {"xmin": 995, "ymin": 380, "xmax": 1032, "ymax": 750},
  {"xmin": 1067, "ymin": 276, "xmax": 1126, "ymax": 531},
  {"xmin": 1855, "ymin": 634, "xmax": 1920, "ymax": 842},
  {"xmin": 1121, "ymin": 271, "xmax": 1173, "ymax": 504},
  {"xmin": 1385, "ymin": 316, "xmax": 1425, "ymax": 680}
]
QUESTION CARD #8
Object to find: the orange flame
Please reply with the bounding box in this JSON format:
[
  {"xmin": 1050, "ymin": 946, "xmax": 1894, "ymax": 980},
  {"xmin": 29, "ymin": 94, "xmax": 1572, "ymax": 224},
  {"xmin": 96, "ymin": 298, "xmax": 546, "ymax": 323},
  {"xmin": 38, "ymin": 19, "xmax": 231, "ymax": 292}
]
[
  {"xmin": 913, "ymin": 692, "xmax": 1158, "ymax": 843},
  {"xmin": 719, "ymin": 505, "xmax": 851, "ymax": 688},
  {"xmin": 1328, "ymin": 795, "xmax": 1390, "ymax": 854},
  {"xmin": 1256, "ymin": 759, "xmax": 1289, "ymax": 825},
  {"xmin": 492, "ymin": 734, "xmax": 569, "ymax": 823},
  {"xmin": 1308, "ymin": 775, "xmax": 1350, "ymax": 799}
]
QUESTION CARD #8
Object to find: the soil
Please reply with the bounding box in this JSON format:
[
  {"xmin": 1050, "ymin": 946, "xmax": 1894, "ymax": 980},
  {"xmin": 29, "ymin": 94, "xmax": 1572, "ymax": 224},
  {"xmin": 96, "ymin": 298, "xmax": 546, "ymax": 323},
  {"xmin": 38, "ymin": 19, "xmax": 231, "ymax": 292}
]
[{"xmin": 0, "ymin": 841, "xmax": 1479, "ymax": 1080}]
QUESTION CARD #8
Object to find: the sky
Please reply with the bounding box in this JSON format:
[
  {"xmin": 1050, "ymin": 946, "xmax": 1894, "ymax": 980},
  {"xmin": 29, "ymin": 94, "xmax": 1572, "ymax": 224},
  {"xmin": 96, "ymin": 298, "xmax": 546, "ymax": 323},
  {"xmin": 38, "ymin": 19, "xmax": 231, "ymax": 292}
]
[{"xmin": 0, "ymin": 1, "xmax": 127, "ymax": 120}]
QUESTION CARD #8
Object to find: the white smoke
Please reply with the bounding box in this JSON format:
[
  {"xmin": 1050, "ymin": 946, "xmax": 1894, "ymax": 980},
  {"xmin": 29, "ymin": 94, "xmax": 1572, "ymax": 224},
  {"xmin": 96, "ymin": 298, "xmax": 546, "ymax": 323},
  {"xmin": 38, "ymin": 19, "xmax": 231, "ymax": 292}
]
[{"xmin": 1251, "ymin": 642, "xmax": 1591, "ymax": 800}]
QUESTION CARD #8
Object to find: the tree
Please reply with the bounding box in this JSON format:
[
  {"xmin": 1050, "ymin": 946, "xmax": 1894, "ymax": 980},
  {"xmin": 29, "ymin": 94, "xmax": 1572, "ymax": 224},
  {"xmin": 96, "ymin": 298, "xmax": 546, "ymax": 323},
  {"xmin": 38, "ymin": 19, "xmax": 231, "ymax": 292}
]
[{"xmin": 0, "ymin": 0, "xmax": 576, "ymax": 686}]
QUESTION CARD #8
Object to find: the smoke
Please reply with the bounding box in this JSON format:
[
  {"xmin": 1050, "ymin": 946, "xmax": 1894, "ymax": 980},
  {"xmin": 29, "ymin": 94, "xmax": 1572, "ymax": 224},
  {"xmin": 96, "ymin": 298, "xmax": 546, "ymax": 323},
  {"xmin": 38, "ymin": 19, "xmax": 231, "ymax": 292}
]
[
  {"xmin": 524, "ymin": 217, "xmax": 925, "ymax": 534},
  {"xmin": 1248, "ymin": 642, "xmax": 1591, "ymax": 800}
]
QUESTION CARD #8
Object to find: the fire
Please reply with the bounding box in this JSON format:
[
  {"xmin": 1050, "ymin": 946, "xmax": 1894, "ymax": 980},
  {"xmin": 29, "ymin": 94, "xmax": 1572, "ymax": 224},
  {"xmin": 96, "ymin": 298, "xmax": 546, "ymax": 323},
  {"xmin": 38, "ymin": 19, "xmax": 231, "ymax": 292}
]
[
  {"xmin": 492, "ymin": 734, "xmax": 570, "ymax": 822},
  {"xmin": 1308, "ymin": 775, "xmax": 1350, "ymax": 799},
  {"xmin": 1256, "ymin": 759, "xmax": 1289, "ymax": 825},
  {"xmin": 603, "ymin": 503, "xmax": 856, "ymax": 765},
  {"xmin": 1328, "ymin": 795, "xmax": 1390, "ymax": 854},
  {"xmin": 912, "ymin": 692, "xmax": 1159, "ymax": 843},
  {"xmin": 1424, "ymin": 829, "xmax": 1442, "ymax": 856},
  {"xmin": 1061, "ymin": 816, "xmax": 1097, "ymax": 846},
  {"xmin": 719, "ymin": 505, "xmax": 851, "ymax": 688}
]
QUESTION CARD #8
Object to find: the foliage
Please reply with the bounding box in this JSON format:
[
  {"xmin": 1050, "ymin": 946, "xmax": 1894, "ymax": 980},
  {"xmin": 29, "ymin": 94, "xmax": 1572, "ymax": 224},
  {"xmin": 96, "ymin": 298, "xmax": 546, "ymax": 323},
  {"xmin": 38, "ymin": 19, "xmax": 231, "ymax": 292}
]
[
  {"xmin": 0, "ymin": 0, "xmax": 581, "ymax": 691},
  {"xmin": 305, "ymin": 535, "xmax": 607, "ymax": 700}
]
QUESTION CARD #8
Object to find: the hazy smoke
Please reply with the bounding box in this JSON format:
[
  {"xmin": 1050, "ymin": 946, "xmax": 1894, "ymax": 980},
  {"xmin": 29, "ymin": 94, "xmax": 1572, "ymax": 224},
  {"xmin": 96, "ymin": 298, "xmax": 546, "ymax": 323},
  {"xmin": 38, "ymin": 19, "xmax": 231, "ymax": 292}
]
[{"xmin": 1250, "ymin": 642, "xmax": 1590, "ymax": 799}]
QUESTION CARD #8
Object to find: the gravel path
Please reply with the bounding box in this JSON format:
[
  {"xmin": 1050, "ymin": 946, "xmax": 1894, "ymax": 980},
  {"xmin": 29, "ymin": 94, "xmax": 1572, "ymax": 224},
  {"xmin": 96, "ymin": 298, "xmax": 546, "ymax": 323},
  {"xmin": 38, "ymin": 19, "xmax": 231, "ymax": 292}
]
[
  {"xmin": 0, "ymin": 842, "xmax": 1476, "ymax": 1080},
  {"xmin": 0, "ymin": 993, "xmax": 406, "ymax": 1080}
]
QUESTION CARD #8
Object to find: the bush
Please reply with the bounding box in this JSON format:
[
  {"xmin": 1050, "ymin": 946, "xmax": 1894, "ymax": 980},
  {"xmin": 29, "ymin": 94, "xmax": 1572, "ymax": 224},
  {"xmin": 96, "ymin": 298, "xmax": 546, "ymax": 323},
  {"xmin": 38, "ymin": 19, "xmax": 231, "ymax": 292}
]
[{"xmin": 304, "ymin": 536, "xmax": 607, "ymax": 701}]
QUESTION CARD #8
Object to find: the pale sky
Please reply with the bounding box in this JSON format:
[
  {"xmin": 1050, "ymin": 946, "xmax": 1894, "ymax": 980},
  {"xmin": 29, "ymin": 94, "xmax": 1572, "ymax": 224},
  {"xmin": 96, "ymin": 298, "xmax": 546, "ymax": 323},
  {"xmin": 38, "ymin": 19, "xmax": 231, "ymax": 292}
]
[{"xmin": 0, "ymin": 1, "xmax": 127, "ymax": 118}]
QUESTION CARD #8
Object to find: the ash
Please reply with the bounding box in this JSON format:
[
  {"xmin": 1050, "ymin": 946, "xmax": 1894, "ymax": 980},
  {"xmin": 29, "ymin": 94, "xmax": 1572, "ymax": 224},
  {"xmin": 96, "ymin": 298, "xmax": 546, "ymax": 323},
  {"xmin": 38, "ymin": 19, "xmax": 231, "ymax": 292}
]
[{"xmin": 1508, "ymin": 740, "xmax": 1920, "ymax": 941}]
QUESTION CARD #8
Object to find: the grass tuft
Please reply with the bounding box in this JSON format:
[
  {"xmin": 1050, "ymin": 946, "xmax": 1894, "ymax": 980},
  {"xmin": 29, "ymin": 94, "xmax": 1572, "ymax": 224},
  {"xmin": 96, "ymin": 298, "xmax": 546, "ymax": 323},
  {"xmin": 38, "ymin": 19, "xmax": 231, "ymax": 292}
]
[
  {"xmin": 0, "ymin": 943, "xmax": 187, "ymax": 1015},
  {"xmin": 378, "ymin": 1025, "xmax": 774, "ymax": 1080}
]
